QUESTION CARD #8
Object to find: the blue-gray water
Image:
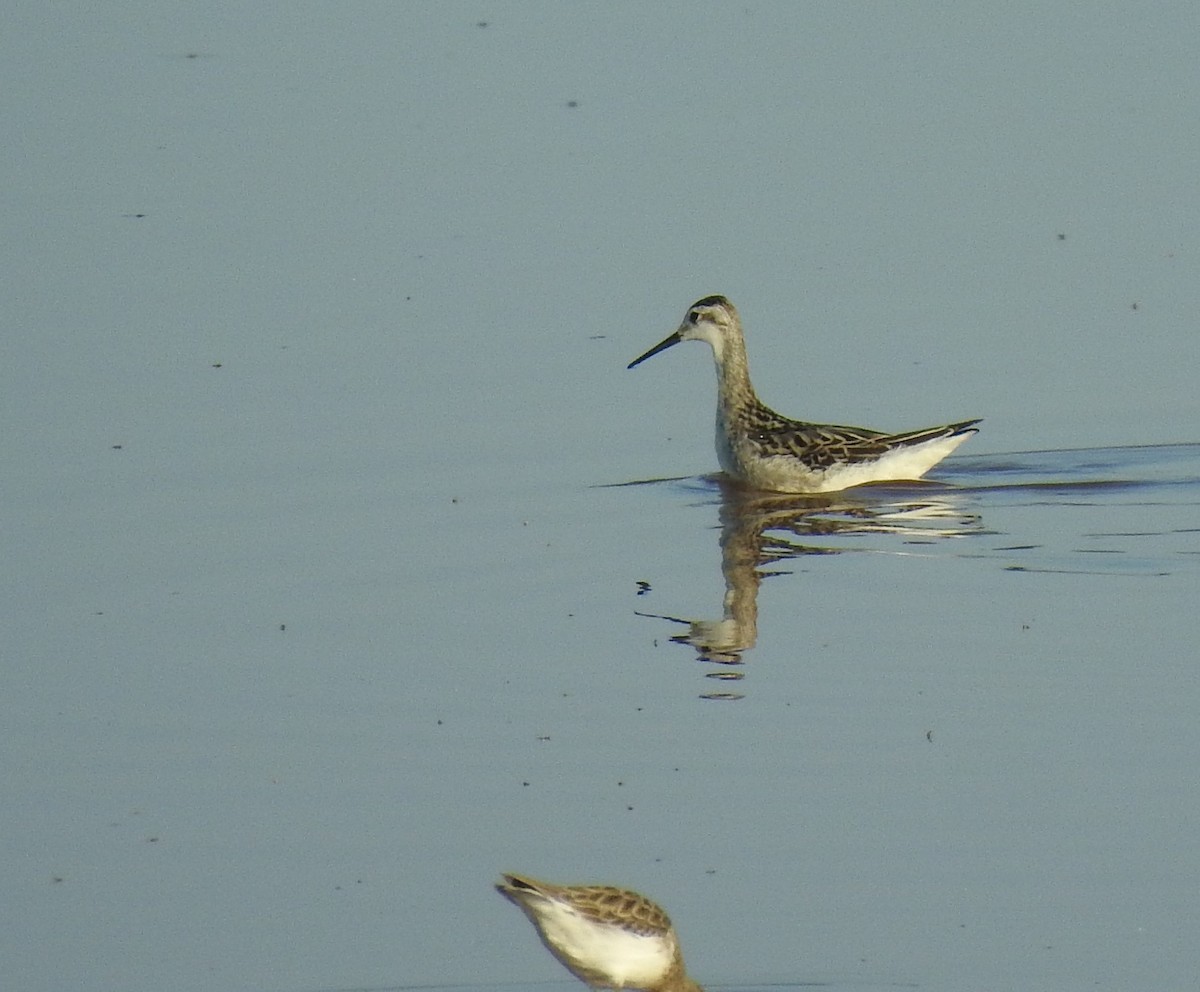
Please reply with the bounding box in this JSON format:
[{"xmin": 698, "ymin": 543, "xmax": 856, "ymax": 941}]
[{"xmin": 4, "ymin": 5, "xmax": 1199, "ymax": 992}]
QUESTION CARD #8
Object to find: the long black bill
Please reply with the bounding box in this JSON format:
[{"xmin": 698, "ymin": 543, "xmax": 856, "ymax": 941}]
[{"xmin": 627, "ymin": 330, "xmax": 682, "ymax": 369}]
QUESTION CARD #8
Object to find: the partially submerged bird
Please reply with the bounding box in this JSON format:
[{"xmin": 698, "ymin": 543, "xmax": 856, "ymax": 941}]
[
  {"xmin": 496, "ymin": 872, "xmax": 702, "ymax": 992},
  {"xmin": 628, "ymin": 295, "xmax": 980, "ymax": 493}
]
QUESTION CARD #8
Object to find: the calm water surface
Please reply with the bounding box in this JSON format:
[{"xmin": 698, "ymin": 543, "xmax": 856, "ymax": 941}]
[
  {"xmin": 8, "ymin": 441, "xmax": 1197, "ymax": 992},
  {"xmin": 5, "ymin": 5, "xmax": 1200, "ymax": 992}
]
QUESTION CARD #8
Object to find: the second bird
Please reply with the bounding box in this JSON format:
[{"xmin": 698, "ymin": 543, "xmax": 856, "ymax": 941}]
[
  {"xmin": 496, "ymin": 873, "xmax": 702, "ymax": 992},
  {"xmin": 628, "ymin": 295, "xmax": 980, "ymax": 494}
]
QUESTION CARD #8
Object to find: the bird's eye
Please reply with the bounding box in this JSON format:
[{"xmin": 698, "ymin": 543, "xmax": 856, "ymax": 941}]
[{"xmin": 688, "ymin": 310, "xmax": 701, "ymax": 325}]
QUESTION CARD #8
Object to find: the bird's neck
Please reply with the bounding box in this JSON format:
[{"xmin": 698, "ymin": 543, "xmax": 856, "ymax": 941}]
[{"xmin": 713, "ymin": 334, "xmax": 759, "ymax": 416}]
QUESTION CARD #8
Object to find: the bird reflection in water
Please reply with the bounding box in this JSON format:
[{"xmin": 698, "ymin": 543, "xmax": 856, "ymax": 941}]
[{"xmin": 636, "ymin": 477, "xmax": 984, "ymax": 698}]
